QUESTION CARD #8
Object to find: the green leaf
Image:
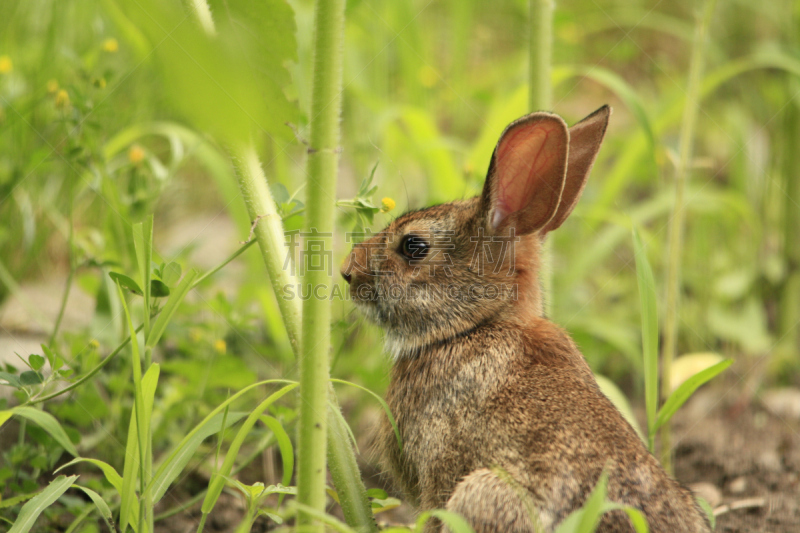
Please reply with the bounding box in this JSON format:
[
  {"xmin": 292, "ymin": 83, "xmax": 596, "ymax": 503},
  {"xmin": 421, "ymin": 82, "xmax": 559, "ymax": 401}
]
[
  {"xmin": 259, "ymin": 416, "xmax": 294, "ymax": 490},
  {"xmin": 331, "ymin": 378, "xmax": 402, "ymax": 452},
  {"xmin": 19, "ymin": 372, "xmax": 43, "ymax": 386},
  {"xmin": 0, "ymin": 492, "xmax": 37, "ymax": 510},
  {"xmin": 0, "ymin": 372, "xmax": 21, "ymax": 388},
  {"xmin": 150, "ymin": 279, "xmax": 170, "ymax": 298},
  {"xmin": 40, "ymin": 344, "xmax": 57, "ymax": 369},
  {"xmin": 109, "ymin": 272, "xmax": 142, "ymax": 296},
  {"xmin": 116, "ymin": 282, "xmax": 144, "ymax": 533},
  {"xmin": 71, "ymin": 485, "xmax": 115, "ymax": 533},
  {"xmin": 28, "ymin": 355, "xmax": 45, "ymax": 371},
  {"xmin": 119, "ymin": 0, "xmax": 298, "ymax": 144},
  {"xmin": 366, "ymin": 488, "xmax": 388, "ymax": 499},
  {"xmin": 554, "ymin": 471, "xmax": 609, "ymax": 533},
  {"xmin": 146, "ymin": 269, "xmax": 198, "ymax": 348},
  {"xmin": 8, "ymin": 475, "xmax": 78, "ymax": 533},
  {"xmin": 160, "ymin": 262, "xmax": 182, "ymax": 287},
  {"xmin": 151, "ymin": 411, "xmax": 247, "ymax": 502},
  {"xmin": 654, "ymin": 359, "xmax": 732, "ymax": 432},
  {"xmin": 632, "ymin": 227, "xmax": 659, "ymax": 452},
  {"xmin": 416, "ymin": 510, "xmax": 475, "ymax": 533},
  {"xmin": 9, "ymin": 407, "xmax": 78, "ymax": 457},
  {"xmin": 696, "ymin": 496, "xmax": 715, "ymax": 531},
  {"xmin": 56, "ymin": 458, "xmax": 123, "ymax": 493}
]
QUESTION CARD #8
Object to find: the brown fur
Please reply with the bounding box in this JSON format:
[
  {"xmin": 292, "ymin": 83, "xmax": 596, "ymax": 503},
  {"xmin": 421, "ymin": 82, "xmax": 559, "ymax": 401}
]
[{"xmin": 341, "ymin": 107, "xmax": 709, "ymax": 532}]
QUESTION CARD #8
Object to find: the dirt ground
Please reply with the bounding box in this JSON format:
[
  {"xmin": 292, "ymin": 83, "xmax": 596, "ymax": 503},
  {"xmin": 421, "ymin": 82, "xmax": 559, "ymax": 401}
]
[{"xmin": 672, "ymin": 387, "xmax": 800, "ymax": 533}]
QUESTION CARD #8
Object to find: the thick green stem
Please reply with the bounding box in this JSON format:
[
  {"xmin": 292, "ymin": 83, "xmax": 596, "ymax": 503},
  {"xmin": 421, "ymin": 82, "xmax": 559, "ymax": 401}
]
[
  {"xmin": 190, "ymin": 2, "xmax": 371, "ymax": 529},
  {"xmin": 529, "ymin": 0, "xmax": 553, "ymax": 112},
  {"xmin": 230, "ymin": 145, "xmax": 302, "ymax": 353},
  {"xmin": 661, "ymin": 0, "xmax": 717, "ymax": 472},
  {"xmin": 529, "ymin": 0, "xmax": 554, "ymax": 315},
  {"xmin": 297, "ymin": 0, "xmax": 346, "ymax": 528}
]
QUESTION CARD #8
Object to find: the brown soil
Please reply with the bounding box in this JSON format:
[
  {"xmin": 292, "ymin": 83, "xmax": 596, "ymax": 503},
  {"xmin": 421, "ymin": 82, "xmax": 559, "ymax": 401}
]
[{"xmin": 672, "ymin": 388, "xmax": 800, "ymax": 532}]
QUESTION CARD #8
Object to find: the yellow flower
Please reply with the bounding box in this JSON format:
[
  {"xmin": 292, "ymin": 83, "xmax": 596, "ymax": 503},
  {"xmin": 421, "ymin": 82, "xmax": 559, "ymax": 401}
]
[
  {"xmin": 55, "ymin": 89, "xmax": 70, "ymax": 110},
  {"xmin": 89, "ymin": 339, "xmax": 100, "ymax": 350},
  {"xmin": 103, "ymin": 38, "xmax": 119, "ymax": 53},
  {"xmin": 0, "ymin": 55, "xmax": 12, "ymax": 74},
  {"xmin": 418, "ymin": 65, "xmax": 438, "ymax": 88},
  {"xmin": 213, "ymin": 339, "xmax": 227, "ymax": 354},
  {"xmin": 93, "ymin": 77, "xmax": 107, "ymax": 89},
  {"xmin": 128, "ymin": 144, "xmax": 145, "ymax": 164},
  {"xmin": 381, "ymin": 197, "xmax": 396, "ymax": 213},
  {"xmin": 46, "ymin": 79, "xmax": 59, "ymax": 93}
]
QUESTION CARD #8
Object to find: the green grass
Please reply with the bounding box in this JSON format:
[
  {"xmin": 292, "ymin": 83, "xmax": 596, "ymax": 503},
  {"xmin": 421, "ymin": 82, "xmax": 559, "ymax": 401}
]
[{"xmin": 0, "ymin": 0, "xmax": 798, "ymax": 531}]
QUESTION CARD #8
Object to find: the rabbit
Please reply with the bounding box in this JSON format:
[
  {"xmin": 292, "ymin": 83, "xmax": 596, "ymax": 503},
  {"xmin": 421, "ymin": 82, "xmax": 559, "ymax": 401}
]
[{"xmin": 340, "ymin": 106, "xmax": 710, "ymax": 532}]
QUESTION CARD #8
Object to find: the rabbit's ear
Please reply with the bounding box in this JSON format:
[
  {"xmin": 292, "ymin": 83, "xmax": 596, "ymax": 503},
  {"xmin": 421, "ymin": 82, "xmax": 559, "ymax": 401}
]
[
  {"xmin": 481, "ymin": 113, "xmax": 569, "ymax": 235},
  {"xmin": 541, "ymin": 105, "xmax": 610, "ymax": 233}
]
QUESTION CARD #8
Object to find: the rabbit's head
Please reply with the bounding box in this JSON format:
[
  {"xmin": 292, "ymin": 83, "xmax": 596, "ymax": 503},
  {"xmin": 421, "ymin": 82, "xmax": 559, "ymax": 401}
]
[{"xmin": 341, "ymin": 106, "xmax": 610, "ymax": 358}]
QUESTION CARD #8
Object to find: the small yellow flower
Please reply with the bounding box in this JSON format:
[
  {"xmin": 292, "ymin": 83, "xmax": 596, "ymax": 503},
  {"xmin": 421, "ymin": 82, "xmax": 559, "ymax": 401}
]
[
  {"xmin": 103, "ymin": 38, "xmax": 119, "ymax": 53},
  {"xmin": 89, "ymin": 339, "xmax": 100, "ymax": 350},
  {"xmin": 46, "ymin": 79, "xmax": 59, "ymax": 93},
  {"xmin": 213, "ymin": 339, "xmax": 227, "ymax": 354},
  {"xmin": 93, "ymin": 77, "xmax": 107, "ymax": 89},
  {"xmin": 128, "ymin": 144, "xmax": 145, "ymax": 164},
  {"xmin": 55, "ymin": 89, "xmax": 70, "ymax": 110},
  {"xmin": 418, "ymin": 65, "xmax": 438, "ymax": 88},
  {"xmin": 381, "ymin": 197, "xmax": 396, "ymax": 213},
  {"xmin": 0, "ymin": 55, "xmax": 12, "ymax": 74}
]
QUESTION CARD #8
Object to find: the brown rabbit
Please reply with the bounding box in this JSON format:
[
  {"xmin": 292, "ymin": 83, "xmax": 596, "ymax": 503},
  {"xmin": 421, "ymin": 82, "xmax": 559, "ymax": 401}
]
[{"xmin": 340, "ymin": 106, "xmax": 710, "ymax": 532}]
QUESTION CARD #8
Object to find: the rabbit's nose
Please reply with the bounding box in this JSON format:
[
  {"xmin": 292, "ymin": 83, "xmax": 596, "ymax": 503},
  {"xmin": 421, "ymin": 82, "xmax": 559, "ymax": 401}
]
[{"xmin": 342, "ymin": 271, "xmax": 352, "ymax": 284}]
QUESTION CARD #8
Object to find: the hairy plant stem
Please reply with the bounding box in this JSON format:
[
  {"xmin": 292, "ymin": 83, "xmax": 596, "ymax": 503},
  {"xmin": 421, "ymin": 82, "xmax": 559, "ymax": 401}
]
[
  {"xmin": 188, "ymin": 1, "xmax": 374, "ymax": 530},
  {"xmin": 661, "ymin": 0, "xmax": 717, "ymax": 473},
  {"xmin": 529, "ymin": 0, "xmax": 554, "ymax": 315},
  {"xmin": 297, "ymin": 0, "xmax": 346, "ymax": 529},
  {"xmin": 49, "ymin": 203, "xmax": 75, "ymax": 346},
  {"xmin": 230, "ymin": 145, "xmax": 302, "ymax": 353}
]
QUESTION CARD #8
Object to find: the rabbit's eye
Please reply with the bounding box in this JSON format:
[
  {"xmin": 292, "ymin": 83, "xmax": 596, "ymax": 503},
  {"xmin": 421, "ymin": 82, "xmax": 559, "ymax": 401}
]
[{"xmin": 400, "ymin": 235, "xmax": 430, "ymax": 260}]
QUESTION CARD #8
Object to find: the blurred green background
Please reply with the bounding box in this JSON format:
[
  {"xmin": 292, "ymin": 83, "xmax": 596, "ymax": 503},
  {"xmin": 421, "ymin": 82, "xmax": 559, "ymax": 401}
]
[{"xmin": 0, "ymin": 0, "xmax": 799, "ymax": 529}]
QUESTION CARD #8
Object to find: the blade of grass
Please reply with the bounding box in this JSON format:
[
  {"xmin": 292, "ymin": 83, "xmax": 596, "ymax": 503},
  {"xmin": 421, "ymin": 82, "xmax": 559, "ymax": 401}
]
[
  {"xmin": 654, "ymin": 359, "xmax": 732, "ymax": 432},
  {"xmin": 529, "ymin": 0, "xmax": 553, "ymax": 315},
  {"xmin": 117, "ymin": 282, "xmax": 146, "ymax": 533},
  {"xmin": 152, "ymin": 411, "xmax": 246, "ymax": 502},
  {"xmin": 331, "ymin": 378, "xmax": 401, "ymax": 452},
  {"xmin": 259, "ymin": 415, "xmax": 294, "ymax": 501},
  {"xmin": 56, "ymin": 458, "xmax": 123, "ymax": 493},
  {"xmin": 147, "ymin": 379, "xmax": 296, "ymax": 496},
  {"xmin": 6, "ymin": 407, "xmax": 78, "ymax": 457},
  {"xmin": 71, "ymin": 485, "xmax": 115, "ymax": 533},
  {"xmin": 632, "ymin": 228, "xmax": 659, "ymax": 453},
  {"xmin": 8, "ymin": 475, "xmax": 78, "ymax": 533},
  {"xmin": 661, "ymin": 0, "xmax": 718, "ymax": 472},
  {"xmin": 200, "ymin": 384, "xmax": 298, "ymax": 516}
]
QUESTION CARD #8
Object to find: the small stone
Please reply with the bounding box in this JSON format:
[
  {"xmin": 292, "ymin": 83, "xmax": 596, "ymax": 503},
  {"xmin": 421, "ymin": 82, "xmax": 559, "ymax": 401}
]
[
  {"xmin": 762, "ymin": 388, "xmax": 800, "ymax": 421},
  {"xmin": 729, "ymin": 476, "xmax": 747, "ymax": 494},
  {"xmin": 688, "ymin": 482, "xmax": 722, "ymax": 507},
  {"xmin": 758, "ymin": 450, "xmax": 782, "ymax": 473}
]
